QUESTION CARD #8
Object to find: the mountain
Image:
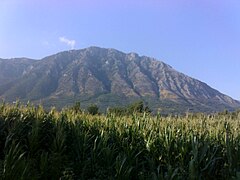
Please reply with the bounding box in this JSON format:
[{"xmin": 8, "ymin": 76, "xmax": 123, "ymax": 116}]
[{"xmin": 0, "ymin": 47, "xmax": 239, "ymax": 113}]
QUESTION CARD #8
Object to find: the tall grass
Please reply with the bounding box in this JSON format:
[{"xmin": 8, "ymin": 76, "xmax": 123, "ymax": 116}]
[{"xmin": 0, "ymin": 103, "xmax": 240, "ymax": 179}]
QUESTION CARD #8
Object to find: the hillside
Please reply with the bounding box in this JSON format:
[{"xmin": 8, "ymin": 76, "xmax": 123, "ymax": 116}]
[{"xmin": 0, "ymin": 47, "xmax": 239, "ymax": 113}]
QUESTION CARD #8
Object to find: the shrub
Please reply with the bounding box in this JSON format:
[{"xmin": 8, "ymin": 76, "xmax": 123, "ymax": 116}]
[{"xmin": 87, "ymin": 104, "xmax": 99, "ymax": 115}]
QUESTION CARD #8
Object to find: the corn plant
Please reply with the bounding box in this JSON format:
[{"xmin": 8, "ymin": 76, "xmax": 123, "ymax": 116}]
[{"xmin": 0, "ymin": 103, "xmax": 240, "ymax": 179}]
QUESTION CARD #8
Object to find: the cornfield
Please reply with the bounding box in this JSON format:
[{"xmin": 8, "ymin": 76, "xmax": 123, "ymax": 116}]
[{"xmin": 0, "ymin": 103, "xmax": 240, "ymax": 179}]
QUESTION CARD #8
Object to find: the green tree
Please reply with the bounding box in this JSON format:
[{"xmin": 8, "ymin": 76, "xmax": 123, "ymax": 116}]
[
  {"xmin": 72, "ymin": 101, "xmax": 81, "ymax": 113},
  {"xmin": 107, "ymin": 107, "xmax": 126, "ymax": 116},
  {"xmin": 87, "ymin": 104, "xmax": 99, "ymax": 115},
  {"xmin": 128, "ymin": 100, "xmax": 151, "ymax": 114},
  {"xmin": 128, "ymin": 100, "xmax": 144, "ymax": 113}
]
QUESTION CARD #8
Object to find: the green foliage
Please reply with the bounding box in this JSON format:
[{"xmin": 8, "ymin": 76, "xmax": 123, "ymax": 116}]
[
  {"xmin": 87, "ymin": 104, "xmax": 99, "ymax": 115},
  {"xmin": 127, "ymin": 100, "xmax": 151, "ymax": 114},
  {"xmin": 108, "ymin": 100, "xmax": 151, "ymax": 116},
  {"xmin": 0, "ymin": 103, "xmax": 240, "ymax": 179},
  {"xmin": 71, "ymin": 101, "xmax": 81, "ymax": 113},
  {"xmin": 128, "ymin": 100, "xmax": 144, "ymax": 113},
  {"xmin": 107, "ymin": 106, "xmax": 126, "ymax": 116},
  {"xmin": 2, "ymin": 141, "xmax": 32, "ymax": 180}
]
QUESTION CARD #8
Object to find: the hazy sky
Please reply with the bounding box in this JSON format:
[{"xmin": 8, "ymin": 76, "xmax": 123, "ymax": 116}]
[{"xmin": 0, "ymin": 0, "xmax": 239, "ymax": 100}]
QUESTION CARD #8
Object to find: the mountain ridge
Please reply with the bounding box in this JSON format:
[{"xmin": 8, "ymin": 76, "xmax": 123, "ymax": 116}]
[{"xmin": 0, "ymin": 47, "xmax": 239, "ymax": 113}]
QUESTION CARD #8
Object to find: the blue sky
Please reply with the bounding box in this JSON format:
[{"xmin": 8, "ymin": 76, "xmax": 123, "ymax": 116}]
[{"xmin": 0, "ymin": 0, "xmax": 239, "ymax": 100}]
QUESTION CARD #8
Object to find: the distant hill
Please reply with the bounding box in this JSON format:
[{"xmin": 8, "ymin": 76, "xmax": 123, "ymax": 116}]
[{"xmin": 0, "ymin": 47, "xmax": 239, "ymax": 113}]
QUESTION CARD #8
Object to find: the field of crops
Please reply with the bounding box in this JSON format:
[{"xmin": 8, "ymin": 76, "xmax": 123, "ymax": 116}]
[{"xmin": 0, "ymin": 103, "xmax": 240, "ymax": 179}]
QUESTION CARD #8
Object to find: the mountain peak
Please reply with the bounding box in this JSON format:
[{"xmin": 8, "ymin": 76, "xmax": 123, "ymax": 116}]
[{"xmin": 0, "ymin": 47, "xmax": 239, "ymax": 113}]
